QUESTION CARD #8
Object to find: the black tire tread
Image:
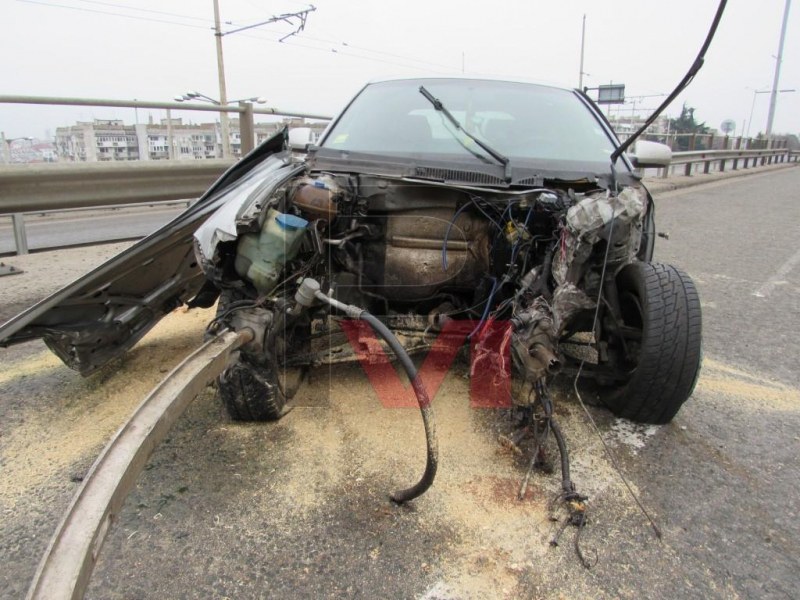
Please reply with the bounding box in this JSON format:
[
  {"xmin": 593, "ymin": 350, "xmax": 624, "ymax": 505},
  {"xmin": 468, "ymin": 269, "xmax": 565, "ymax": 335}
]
[
  {"xmin": 218, "ymin": 359, "xmax": 285, "ymax": 421},
  {"xmin": 212, "ymin": 290, "xmax": 287, "ymax": 422},
  {"xmin": 603, "ymin": 262, "xmax": 702, "ymax": 424}
]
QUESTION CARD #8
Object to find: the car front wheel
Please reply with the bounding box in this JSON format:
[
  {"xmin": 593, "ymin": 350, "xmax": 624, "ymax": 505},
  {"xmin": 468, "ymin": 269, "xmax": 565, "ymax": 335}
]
[
  {"xmin": 600, "ymin": 261, "xmax": 702, "ymax": 424},
  {"xmin": 214, "ymin": 290, "xmax": 306, "ymax": 421}
]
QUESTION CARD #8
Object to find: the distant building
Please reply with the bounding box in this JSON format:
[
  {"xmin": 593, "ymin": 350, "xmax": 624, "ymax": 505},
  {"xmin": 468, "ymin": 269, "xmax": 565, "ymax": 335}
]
[
  {"xmin": 55, "ymin": 119, "xmax": 139, "ymax": 162},
  {"xmin": 1, "ymin": 137, "xmax": 58, "ymax": 164},
  {"xmin": 143, "ymin": 118, "xmax": 219, "ymax": 160},
  {"xmin": 52, "ymin": 117, "xmax": 327, "ymax": 162},
  {"xmin": 607, "ymin": 114, "xmax": 671, "ymax": 137}
]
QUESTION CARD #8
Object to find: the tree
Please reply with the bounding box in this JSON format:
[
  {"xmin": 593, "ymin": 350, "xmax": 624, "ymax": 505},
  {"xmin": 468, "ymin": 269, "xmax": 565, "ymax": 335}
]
[{"xmin": 669, "ymin": 103, "xmax": 709, "ymax": 150}]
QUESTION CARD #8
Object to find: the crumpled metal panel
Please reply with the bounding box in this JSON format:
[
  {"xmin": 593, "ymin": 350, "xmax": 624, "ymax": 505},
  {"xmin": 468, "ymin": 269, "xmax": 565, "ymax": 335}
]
[
  {"xmin": 553, "ymin": 186, "xmax": 646, "ymax": 285},
  {"xmin": 193, "ymin": 157, "xmax": 303, "ymax": 269},
  {"xmin": 565, "ymin": 186, "xmax": 645, "ymax": 244}
]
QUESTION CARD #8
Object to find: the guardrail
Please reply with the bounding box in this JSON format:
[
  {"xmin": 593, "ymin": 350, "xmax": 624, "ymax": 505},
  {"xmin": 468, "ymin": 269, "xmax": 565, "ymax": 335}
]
[
  {"xmin": 1, "ymin": 148, "xmax": 798, "ymax": 256},
  {"xmin": 0, "ymin": 159, "xmax": 234, "ymax": 213},
  {"xmin": 0, "ymin": 159, "xmax": 235, "ymax": 255},
  {"xmin": 624, "ymin": 131, "xmax": 791, "ymax": 153},
  {"xmin": 0, "ymin": 95, "xmax": 332, "ymax": 160},
  {"xmin": 657, "ymin": 148, "xmax": 796, "ymax": 178}
]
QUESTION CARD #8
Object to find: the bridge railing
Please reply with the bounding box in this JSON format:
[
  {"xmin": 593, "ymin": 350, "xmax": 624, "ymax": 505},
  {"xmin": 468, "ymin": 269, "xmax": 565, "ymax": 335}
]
[
  {"xmin": 0, "ymin": 147, "xmax": 797, "ymax": 256},
  {"xmin": 0, "ymin": 94, "xmax": 333, "ymax": 255},
  {"xmin": 0, "ymin": 94, "xmax": 332, "ymax": 161},
  {"xmin": 653, "ymin": 148, "xmax": 795, "ymax": 178}
]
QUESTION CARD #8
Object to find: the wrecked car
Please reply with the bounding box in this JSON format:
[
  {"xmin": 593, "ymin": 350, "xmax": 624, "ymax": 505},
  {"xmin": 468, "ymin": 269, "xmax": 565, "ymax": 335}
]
[{"xmin": 0, "ymin": 77, "xmax": 701, "ymax": 449}]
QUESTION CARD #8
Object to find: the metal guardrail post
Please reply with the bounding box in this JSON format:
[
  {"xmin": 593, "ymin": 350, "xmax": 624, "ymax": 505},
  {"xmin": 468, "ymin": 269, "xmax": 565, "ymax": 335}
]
[
  {"xmin": 239, "ymin": 101, "xmax": 255, "ymax": 154},
  {"xmin": 12, "ymin": 213, "xmax": 28, "ymax": 255},
  {"xmin": 166, "ymin": 109, "xmax": 175, "ymax": 160}
]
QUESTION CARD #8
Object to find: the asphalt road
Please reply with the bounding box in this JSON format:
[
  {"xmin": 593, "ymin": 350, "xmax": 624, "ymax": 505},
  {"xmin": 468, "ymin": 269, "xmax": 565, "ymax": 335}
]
[
  {"xmin": 1, "ymin": 167, "xmax": 798, "ymax": 599},
  {"xmin": 0, "ymin": 205, "xmax": 185, "ymax": 255}
]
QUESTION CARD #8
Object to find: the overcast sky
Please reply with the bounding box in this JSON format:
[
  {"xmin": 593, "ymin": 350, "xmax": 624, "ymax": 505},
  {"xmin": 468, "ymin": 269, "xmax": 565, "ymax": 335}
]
[{"xmin": 1, "ymin": 0, "xmax": 798, "ymax": 140}]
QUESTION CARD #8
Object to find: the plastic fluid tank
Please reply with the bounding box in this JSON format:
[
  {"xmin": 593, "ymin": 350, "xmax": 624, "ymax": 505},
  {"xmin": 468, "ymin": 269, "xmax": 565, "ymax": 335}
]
[{"xmin": 235, "ymin": 209, "xmax": 309, "ymax": 293}]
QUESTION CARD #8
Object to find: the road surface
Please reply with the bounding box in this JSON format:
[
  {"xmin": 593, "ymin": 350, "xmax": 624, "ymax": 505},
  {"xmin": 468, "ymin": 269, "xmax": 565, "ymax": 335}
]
[{"xmin": 0, "ymin": 205, "xmax": 185, "ymax": 255}]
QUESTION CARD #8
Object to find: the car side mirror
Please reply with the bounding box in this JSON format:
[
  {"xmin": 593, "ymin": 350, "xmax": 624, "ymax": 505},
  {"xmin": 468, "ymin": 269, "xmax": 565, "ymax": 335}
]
[
  {"xmin": 288, "ymin": 128, "xmax": 315, "ymax": 152},
  {"xmin": 630, "ymin": 141, "xmax": 672, "ymax": 168}
]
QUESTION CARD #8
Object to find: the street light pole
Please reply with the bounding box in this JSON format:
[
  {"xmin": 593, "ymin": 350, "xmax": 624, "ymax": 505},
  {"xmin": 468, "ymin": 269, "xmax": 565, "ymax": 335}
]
[
  {"xmin": 766, "ymin": 0, "xmax": 791, "ymax": 138},
  {"xmin": 213, "ymin": 0, "xmax": 231, "ymax": 159},
  {"xmin": 746, "ymin": 89, "xmax": 763, "ymax": 140},
  {"xmin": 746, "ymin": 88, "xmax": 795, "ymax": 140}
]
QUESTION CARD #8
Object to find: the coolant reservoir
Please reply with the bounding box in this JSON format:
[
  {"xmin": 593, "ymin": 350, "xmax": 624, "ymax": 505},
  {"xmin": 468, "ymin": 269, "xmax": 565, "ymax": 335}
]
[{"xmin": 235, "ymin": 209, "xmax": 309, "ymax": 293}]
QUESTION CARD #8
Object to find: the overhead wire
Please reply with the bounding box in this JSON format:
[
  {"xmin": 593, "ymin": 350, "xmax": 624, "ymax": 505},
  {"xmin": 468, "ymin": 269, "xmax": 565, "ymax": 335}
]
[
  {"xmin": 69, "ymin": 0, "xmax": 214, "ymax": 23},
  {"xmin": 235, "ymin": 28, "xmax": 461, "ymax": 73},
  {"xmin": 16, "ymin": 0, "xmax": 460, "ymax": 74},
  {"xmin": 293, "ymin": 34, "xmax": 458, "ymax": 72},
  {"xmin": 15, "ymin": 0, "xmax": 212, "ymax": 29}
]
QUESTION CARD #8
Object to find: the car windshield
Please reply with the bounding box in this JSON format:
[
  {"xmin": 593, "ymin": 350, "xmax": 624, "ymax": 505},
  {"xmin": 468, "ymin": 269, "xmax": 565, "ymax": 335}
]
[{"xmin": 321, "ymin": 79, "xmax": 617, "ymax": 167}]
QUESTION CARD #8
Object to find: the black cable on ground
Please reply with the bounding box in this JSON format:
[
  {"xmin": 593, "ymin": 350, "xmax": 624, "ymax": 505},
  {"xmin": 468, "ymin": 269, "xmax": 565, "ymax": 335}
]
[
  {"xmin": 549, "ymin": 418, "xmax": 573, "ymax": 495},
  {"xmin": 358, "ymin": 312, "xmax": 438, "ymax": 504},
  {"xmin": 302, "ymin": 281, "xmax": 438, "ymax": 504}
]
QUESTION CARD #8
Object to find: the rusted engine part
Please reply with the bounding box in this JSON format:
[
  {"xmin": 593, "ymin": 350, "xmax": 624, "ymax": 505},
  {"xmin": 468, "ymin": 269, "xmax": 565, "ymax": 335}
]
[
  {"xmin": 26, "ymin": 329, "xmax": 252, "ymax": 600},
  {"xmin": 294, "ymin": 279, "xmax": 438, "ymax": 503},
  {"xmin": 291, "ymin": 176, "xmax": 492, "ymax": 304},
  {"xmin": 289, "ymin": 174, "xmax": 341, "ymax": 220},
  {"xmin": 310, "ymin": 321, "xmax": 454, "ymax": 367},
  {"xmin": 509, "ymin": 284, "xmax": 594, "ymax": 405},
  {"xmin": 553, "ymin": 186, "xmax": 646, "ymax": 287},
  {"xmin": 507, "ymin": 186, "xmax": 644, "ymax": 396},
  {"xmin": 360, "ymin": 204, "xmax": 491, "ymax": 302}
]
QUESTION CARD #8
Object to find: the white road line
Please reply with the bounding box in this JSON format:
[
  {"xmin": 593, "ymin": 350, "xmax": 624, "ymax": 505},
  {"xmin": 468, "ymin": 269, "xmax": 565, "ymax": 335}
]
[{"xmin": 753, "ymin": 246, "xmax": 800, "ymax": 298}]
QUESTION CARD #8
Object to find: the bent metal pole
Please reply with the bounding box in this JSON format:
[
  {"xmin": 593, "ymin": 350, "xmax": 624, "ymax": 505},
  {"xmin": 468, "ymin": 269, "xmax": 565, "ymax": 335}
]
[{"xmin": 26, "ymin": 328, "xmax": 253, "ymax": 600}]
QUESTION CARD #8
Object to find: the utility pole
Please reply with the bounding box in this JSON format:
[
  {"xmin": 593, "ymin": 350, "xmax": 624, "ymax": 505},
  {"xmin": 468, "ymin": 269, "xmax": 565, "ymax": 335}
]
[
  {"xmin": 213, "ymin": 0, "xmax": 231, "ymax": 159},
  {"xmin": 578, "ymin": 14, "xmax": 586, "ymax": 89},
  {"xmin": 766, "ymin": 0, "xmax": 791, "ymax": 138},
  {"xmin": 209, "ymin": 2, "xmax": 315, "ymax": 159}
]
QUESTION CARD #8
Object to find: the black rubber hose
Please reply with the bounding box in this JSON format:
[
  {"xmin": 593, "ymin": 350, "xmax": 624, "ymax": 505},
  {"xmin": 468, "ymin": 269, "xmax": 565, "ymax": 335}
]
[
  {"xmin": 550, "ymin": 417, "xmax": 574, "ymax": 494},
  {"xmin": 358, "ymin": 311, "xmax": 438, "ymax": 504}
]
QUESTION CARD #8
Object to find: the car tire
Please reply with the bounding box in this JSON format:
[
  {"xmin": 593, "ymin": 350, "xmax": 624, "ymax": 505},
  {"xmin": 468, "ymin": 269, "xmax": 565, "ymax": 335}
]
[
  {"xmin": 214, "ymin": 290, "xmax": 305, "ymax": 422},
  {"xmin": 600, "ymin": 261, "xmax": 702, "ymax": 424},
  {"xmin": 218, "ymin": 357, "xmax": 287, "ymax": 421}
]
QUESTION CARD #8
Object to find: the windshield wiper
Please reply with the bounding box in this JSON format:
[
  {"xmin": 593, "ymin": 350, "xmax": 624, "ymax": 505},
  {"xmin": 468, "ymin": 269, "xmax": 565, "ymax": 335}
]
[{"xmin": 419, "ymin": 85, "xmax": 512, "ymax": 183}]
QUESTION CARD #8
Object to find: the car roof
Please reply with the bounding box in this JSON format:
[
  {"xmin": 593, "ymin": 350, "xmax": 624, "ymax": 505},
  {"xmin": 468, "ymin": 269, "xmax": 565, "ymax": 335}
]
[{"xmin": 364, "ymin": 75, "xmax": 574, "ymax": 93}]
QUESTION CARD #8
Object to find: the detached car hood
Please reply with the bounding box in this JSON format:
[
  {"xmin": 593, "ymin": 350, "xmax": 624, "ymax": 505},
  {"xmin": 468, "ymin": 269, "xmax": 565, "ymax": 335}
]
[{"xmin": 0, "ymin": 131, "xmax": 297, "ymax": 375}]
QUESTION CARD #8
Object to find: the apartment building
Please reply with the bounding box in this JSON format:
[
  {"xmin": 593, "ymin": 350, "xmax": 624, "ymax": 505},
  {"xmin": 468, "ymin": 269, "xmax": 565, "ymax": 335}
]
[
  {"xmin": 53, "ymin": 117, "xmax": 326, "ymax": 162},
  {"xmin": 56, "ymin": 119, "xmax": 139, "ymax": 162}
]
